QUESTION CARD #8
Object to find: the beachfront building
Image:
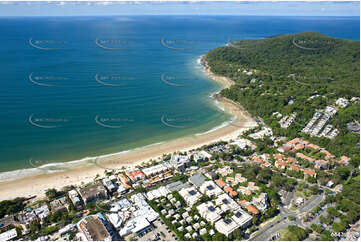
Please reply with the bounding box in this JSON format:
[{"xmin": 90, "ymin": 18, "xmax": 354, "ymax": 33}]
[
  {"xmin": 169, "ymin": 154, "xmax": 190, "ymax": 171},
  {"xmin": 77, "ymin": 213, "xmax": 115, "ymax": 241},
  {"xmin": 68, "ymin": 189, "xmax": 83, "ymax": 210},
  {"xmin": 193, "ymin": 150, "xmax": 212, "ymax": 162},
  {"xmin": 50, "ymin": 196, "xmax": 69, "ymax": 213},
  {"xmin": 102, "ymin": 177, "xmax": 117, "ymax": 192},
  {"xmin": 126, "ymin": 170, "xmax": 146, "ymax": 183},
  {"xmin": 78, "ymin": 183, "xmax": 108, "ymax": 205}
]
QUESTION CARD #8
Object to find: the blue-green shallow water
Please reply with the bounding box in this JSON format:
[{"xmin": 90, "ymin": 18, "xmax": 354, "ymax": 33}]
[{"xmin": 0, "ymin": 16, "xmax": 359, "ymax": 177}]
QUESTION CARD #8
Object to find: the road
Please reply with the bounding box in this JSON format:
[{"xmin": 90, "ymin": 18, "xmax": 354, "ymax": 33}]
[{"xmin": 249, "ymin": 191, "xmax": 325, "ymax": 241}]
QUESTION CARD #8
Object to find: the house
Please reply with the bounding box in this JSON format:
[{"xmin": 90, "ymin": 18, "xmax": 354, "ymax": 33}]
[
  {"xmin": 287, "ymin": 138, "xmax": 300, "ymax": 146},
  {"xmin": 247, "ymin": 182, "xmax": 260, "ymax": 192},
  {"xmin": 338, "ymin": 156, "xmax": 351, "ymax": 166},
  {"xmin": 50, "ymin": 197, "xmax": 69, "ymax": 213},
  {"xmin": 314, "ymin": 160, "xmax": 329, "ymax": 169},
  {"xmin": 320, "ymin": 149, "xmax": 334, "ymax": 159},
  {"xmin": 78, "ymin": 183, "xmax": 108, "ymax": 205},
  {"xmin": 224, "ymin": 186, "xmax": 238, "ymax": 197},
  {"xmin": 273, "ymin": 153, "xmax": 284, "ymax": 160},
  {"xmin": 193, "ymin": 150, "xmax": 212, "ymax": 162},
  {"xmin": 326, "ymin": 180, "xmax": 334, "ymax": 188},
  {"xmin": 287, "ymin": 157, "xmax": 297, "ymax": 163},
  {"xmin": 335, "ymin": 98, "xmax": 349, "ymax": 108},
  {"xmin": 215, "ymin": 179, "xmax": 226, "ymax": 188},
  {"xmin": 252, "ymin": 193, "xmax": 268, "ymax": 212},
  {"xmin": 118, "ymin": 173, "xmax": 131, "ymax": 185},
  {"xmin": 304, "ymin": 168, "xmax": 316, "ymax": 178},
  {"xmin": 244, "ymin": 205, "xmax": 259, "ymax": 215},
  {"xmin": 275, "ymin": 160, "xmax": 287, "ymax": 170},
  {"xmin": 33, "ymin": 205, "xmax": 50, "ymax": 220},
  {"xmin": 238, "ymin": 186, "xmax": 251, "ymax": 196},
  {"xmin": 235, "ymin": 174, "xmax": 247, "ymax": 184},
  {"xmin": 294, "ymin": 143, "xmax": 305, "ymax": 150},
  {"xmin": 306, "ymin": 143, "xmax": 321, "ymax": 151},
  {"xmin": 289, "ymin": 164, "xmax": 301, "ymax": 172},
  {"xmin": 103, "ymin": 177, "xmax": 117, "ymax": 192},
  {"xmin": 68, "ymin": 190, "xmax": 83, "ymax": 210},
  {"xmin": 77, "ymin": 213, "xmax": 114, "ymax": 241},
  {"xmin": 296, "ymin": 153, "xmax": 315, "ymax": 163},
  {"xmin": 215, "ymin": 218, "xmax": 240, "ymax": 237},
  {"xmin": 126, "ymin": 170, "xmax": 146, "ymax": 183}
]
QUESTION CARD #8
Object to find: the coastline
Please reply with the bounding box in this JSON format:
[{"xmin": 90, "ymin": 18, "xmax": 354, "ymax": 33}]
[{"xmin": 0, "ymin": 55, "xmax": 257, "ymax": 201}]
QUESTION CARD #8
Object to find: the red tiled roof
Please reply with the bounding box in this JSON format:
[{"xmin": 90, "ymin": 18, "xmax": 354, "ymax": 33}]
[
  {"xmin": 215, "ymin": 179, "xmax": 226, "ymax": 188},
  {"xmin": 245, "ymin": 205, "xmax": 259, "ymax": 215}
]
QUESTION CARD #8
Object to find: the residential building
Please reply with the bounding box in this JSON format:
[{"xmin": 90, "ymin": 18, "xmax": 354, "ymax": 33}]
[
  {"xmin": 304, "ymin": 168, "xmax": 317, "ymax": 178},
  {"xmin": 215, "ymin": 218, "xmax": 240, "ymax": 237},
  {"xmin": 215, "ymin": 179, "xmax": 226, "ymax": 188},
  {"xmin": 252, "ymin": 193, "xmax": 268, "ymax": 212},
  {"xmin": 189, "ymin": 174, "xmax": 206, "ymax": 187},
  {"xmin": 179, "ymin": 186, "xmax": 202, "ymax": 206},
  {"xmin": 78, "ymin": 183, "xmax": 108, "ymax": 205},
  {"xmin": 50, "ymin": 196, "xmax": 69, "ymax": 213},
  {"xmin": 77, "ymin": 213, "xmax": 114, "ymax": 241},
  {"xmin": 197, "ymin": 201, "xmax": 222, "ymax": 224},
  {"xmin": 232, "ymin": 209, "xmax": 252, "ymax": 228},
  {"xmin": 199, "ymin": 181, "xmax": 223, "ymax": 197},
  {"xmin": 68, "ymin": 190, "xmax": 83, "ymax": 210},
  {"xmin": 235, "ymin": 174, "xmax": 247, "ymax": 184},
  {"xmin": 126, "ymin": 170, "xmax": 146, "ymax": 183},
  {"xmin": 215, "ymin": 193, "xmax": 240, "ymax": 212}
]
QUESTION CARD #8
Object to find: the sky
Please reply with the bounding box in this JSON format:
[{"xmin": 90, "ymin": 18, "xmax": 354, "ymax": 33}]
[{"xmin": 0, "ymin": 1, "xmax": 359, "ymax": 17}]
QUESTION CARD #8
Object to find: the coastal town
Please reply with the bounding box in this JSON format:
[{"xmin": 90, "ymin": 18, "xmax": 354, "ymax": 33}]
[{"xmin": 0, "ymin": 115, "xmax": 359, "ymax": 241}]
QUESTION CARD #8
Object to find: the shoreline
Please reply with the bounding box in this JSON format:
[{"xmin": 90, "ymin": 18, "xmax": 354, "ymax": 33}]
[{"xmin": 0, "ymin": 55, "xmax": 257, "ymax": 201}]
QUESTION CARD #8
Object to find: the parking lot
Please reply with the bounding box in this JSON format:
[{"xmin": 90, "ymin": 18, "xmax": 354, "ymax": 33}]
[{"xmin": 137, "ymin": 219, "xmax": 177, "ymax": 241}]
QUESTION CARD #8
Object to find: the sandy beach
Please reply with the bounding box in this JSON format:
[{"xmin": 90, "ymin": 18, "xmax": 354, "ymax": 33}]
[{"xmin": 0, "ymin": 56, "xmax": 257, "ymax": 201}]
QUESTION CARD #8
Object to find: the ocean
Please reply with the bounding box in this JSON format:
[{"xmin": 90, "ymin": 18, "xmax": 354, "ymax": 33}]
[{"xmin": 0, "ymin": 15, "xmax": 359, "ymax": 180}]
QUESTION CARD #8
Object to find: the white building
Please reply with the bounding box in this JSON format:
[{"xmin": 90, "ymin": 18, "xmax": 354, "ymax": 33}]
[
  {"xmin": 252, "ymin": 193, "xmax": 268, "ymax": 212},
  {"xmin": 197, "ymin": 201, "xmax": 222, "ymax": 225},
  {"xmin": 215, "ymin": 193, "xmax": 240, "ymax": 213},
  {"xmin": 0, "ymin": 229, "xmax": 17, "ymax": 241},
  {"xmin": 232, "ymin": 209, "xmax": 252, "ymax": 229},
  {"xmin": 335, "ymin": 98, "xmax": 349, "ymax": 108},
  {"xmin": 199, "ymin": 181, "xmax": 223, "ymax": 197},
  {"xmin": 215, "ymin": 218, "xmax": 240, "ymax": 237},
  {"xmin": 179, "ymin": 186, "xmax": 202, "ymax": 206}
]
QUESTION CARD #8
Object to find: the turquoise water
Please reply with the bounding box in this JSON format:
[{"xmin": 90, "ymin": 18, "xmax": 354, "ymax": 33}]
[{"xmin": 0, "ymin": 16, "xmax": 359, "ymax": 176}]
